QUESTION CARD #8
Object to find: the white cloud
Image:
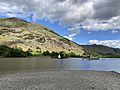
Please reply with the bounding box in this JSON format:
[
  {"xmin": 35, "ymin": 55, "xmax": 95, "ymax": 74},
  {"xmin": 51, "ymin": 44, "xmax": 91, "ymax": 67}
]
[
  {"xmin": 64, "ymin": 34, "xmax": 77, "ymax": 40},
  {"xmin": 83, "ymin": 16, "xmax": 120, "ymax": 31},
  {"xmin": 88, "ymin": 32, "xmax": 91, "ymax": 34},
  {"xmin": 67, "ymin": 24, "xmax": 82, "ymax": 34},
  {"xmin": 89, "ymin": 40, "xmax": 120, "ymax": 48},
  {"xmin": 112, "ymin": 30, "xmax": 118, "ymax": 34},
  {"xmin": 0, "ymin": 0, "xmax": 120, "ymax": 33}
]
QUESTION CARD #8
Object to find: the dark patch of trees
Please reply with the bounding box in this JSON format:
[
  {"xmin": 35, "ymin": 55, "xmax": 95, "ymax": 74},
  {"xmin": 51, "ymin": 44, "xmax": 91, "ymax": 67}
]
[
  {"xmin": 81, "ymin": 45, "xmax": 120, "ymax": 58},
  {"xmin": 43, "ymin": 51, "xmax": 68, "ymax": 58},
  {"xmin": 0, "ymin": 45, "xmax": 32, "ymax": 57},
  {"xmin": 42, "ymin": 50, "xmax": 81, "ymax": 58}
]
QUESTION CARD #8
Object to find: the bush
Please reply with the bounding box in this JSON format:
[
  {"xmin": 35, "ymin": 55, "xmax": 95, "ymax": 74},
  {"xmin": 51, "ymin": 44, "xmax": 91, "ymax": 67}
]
[{"xmin": 43, "ymin": 50, "xmax": 50, "ymax": 56}]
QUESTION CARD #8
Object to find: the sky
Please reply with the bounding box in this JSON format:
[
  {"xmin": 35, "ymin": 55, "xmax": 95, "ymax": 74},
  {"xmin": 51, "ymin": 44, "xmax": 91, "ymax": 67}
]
[{"xmin": 0, "ymin": 0, "xmax": 120, "ymax": 48}]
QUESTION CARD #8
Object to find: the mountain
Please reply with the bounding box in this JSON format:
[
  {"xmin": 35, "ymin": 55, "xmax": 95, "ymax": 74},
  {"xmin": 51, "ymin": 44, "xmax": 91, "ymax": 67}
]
[
  {"xmin": 80, "ymin": 44, "xmax": 120, "ymax": 58},
  {"xmin": 0, "ymin": 17, "xmax": 84, "ymax": 55}
]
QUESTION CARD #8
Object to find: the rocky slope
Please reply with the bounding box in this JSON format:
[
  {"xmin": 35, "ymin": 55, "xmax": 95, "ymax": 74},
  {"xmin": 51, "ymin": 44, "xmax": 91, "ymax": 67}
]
[{"xmin": 0, "ymin": 17, "xmax": 84, "ymax": 55}]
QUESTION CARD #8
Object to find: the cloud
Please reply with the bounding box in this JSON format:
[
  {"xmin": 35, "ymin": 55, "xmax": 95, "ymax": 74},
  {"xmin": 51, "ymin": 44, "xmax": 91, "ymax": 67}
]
[
  {"xmin": 83, "ymin": 16, "xmax": 120, "ymax": 31},
  {"xmin": 93, "ymin": 0, "xmax": 120, "ymax": 20},
  {"xmin": 88, "ymin": 32, "xmax": 91, "ymax": 34},
  {"xmin": 89, "ymin": 40, "xmax": 120, "ymax": 48},
  {"xmin": 0, "ymin": 0, "xmax": 120, "ymax": 32},
  {"xmin": 67, "ymin": 24, "xmax": 82, "ymax": 34},
  {"xmin": 64, "ymin": 34, "xmax": 77, "ymax": 40},
  {"xmin": 112, "ymin": 30, "xmax": 118, "ymax": 34}
]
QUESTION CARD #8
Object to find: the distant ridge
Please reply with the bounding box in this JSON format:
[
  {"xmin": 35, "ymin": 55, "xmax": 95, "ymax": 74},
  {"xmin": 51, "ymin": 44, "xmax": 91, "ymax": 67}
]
[{"xmin": 80, "ymin": 44, "xmax": 120, "ymax": 58}]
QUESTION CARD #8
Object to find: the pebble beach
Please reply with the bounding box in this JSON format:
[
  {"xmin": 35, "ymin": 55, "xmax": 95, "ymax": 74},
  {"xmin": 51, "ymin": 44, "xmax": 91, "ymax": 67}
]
[{"xmin": 0, "ymin": 70, "xmax": 120, "ymax": 90}]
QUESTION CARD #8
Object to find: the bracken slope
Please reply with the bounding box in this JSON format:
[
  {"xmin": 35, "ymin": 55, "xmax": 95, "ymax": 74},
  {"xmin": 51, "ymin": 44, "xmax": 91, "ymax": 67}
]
[{"xmin": 0, "ymin": 17, "xmax": 84, "ymax": 55}]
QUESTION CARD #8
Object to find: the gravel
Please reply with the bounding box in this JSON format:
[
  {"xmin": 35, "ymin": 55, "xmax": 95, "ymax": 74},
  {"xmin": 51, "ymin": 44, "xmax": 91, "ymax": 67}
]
[{"xmin": 0, "ymin": 70, "xmax": 120, "ymax": 90}]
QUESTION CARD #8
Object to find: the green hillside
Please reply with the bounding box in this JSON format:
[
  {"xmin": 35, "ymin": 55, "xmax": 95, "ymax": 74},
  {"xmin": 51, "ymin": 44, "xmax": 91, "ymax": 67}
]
[
  {"xmin": 1, "ymin": 17, "xmax": 120, "ymax": 58},
  {"xmin": 81, "ymin": 44, "xmax": 120, "ymax": 58},
  {"xmin": 0, "ymin": 17, "xmax": 84, "ymax": 56}
]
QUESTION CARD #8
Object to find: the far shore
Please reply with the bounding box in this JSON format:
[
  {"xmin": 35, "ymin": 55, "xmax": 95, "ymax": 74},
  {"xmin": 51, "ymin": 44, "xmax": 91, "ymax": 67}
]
[
  {"xmin": 0, "ymin": 56, "xmax": 120, "ymax": 59},
  {"xmin": 0, "ymin": 70, "xmax": 120, "ymax": 90}
]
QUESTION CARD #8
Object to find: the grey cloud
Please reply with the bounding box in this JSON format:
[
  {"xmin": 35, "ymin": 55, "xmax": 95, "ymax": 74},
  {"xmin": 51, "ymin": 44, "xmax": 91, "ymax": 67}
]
[
  {"xmin": 53, "ymin": 0, "xmax": 65, "ymax": 2},
  {"xmin": 93, "ymin": 0, "xmax": 120, "ymax": 20},
  {"xmin": 0, "ymin": 0, "xmax": 120, "ymax": 32},
  {"xmin": 71, "ymin": 0, "xmax": 88, "ymax": 4}
]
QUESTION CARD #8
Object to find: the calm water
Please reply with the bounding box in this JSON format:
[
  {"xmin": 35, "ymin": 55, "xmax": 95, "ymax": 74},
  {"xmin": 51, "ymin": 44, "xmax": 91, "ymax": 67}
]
[{"xmin": 0, "ymin": 57, "xmax": 120, "ymax": 73}]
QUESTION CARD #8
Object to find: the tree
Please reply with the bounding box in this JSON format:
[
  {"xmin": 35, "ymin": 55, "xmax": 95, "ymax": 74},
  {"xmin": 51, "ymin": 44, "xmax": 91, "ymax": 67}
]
[{"xmin": 43, "ymin": 50, "xmax": 50, "ymax": 56}]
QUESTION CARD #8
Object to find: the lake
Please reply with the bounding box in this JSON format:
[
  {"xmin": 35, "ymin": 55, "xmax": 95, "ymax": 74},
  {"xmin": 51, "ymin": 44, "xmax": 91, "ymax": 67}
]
[{"xmin": 0, "ymin": 57, "xmax": 120, "ymax": 73}]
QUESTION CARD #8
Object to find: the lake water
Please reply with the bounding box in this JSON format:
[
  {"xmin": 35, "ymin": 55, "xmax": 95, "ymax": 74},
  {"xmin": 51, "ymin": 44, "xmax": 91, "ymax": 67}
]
[{"xmin": 0, "ymin": 57, "xmax": 120, "ymax": 73}]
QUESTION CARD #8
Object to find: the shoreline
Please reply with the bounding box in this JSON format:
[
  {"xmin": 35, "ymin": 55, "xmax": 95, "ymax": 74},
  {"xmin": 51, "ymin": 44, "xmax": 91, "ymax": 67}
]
[
  {"xmin": 0, "ymin": 70, "xmax": 120, "ymax": 90},
  {"xmin": 0, "ymin": 56, "xmax": 120, "ymax": 59}
]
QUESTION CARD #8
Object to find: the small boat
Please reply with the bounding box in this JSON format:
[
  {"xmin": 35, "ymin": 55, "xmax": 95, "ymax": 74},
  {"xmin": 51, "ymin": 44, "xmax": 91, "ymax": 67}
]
[
  {"xmin": 87, "ymin": 56, "xmax": 99, "ymax": 60},
  {"xmin": 82, "ymin": 56, "xmax": 99, "ymax": 60},
  {"xmin": 58, "ymin": 54, "xmax": 61, "ymax": 59}
]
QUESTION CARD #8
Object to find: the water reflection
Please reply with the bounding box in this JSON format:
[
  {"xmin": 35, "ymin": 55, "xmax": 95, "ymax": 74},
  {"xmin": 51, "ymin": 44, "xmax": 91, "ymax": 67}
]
[{"xmin": 0, "ymin": 58, "xmax": 120, "ymax": 72}]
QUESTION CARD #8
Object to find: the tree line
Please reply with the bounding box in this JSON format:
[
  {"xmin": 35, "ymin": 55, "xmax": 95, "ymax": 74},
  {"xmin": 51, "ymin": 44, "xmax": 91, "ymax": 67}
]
[
  {"xmin": 42, "ymin": 50, "xmax": 81, "ymax": 58},
  {"xmin": 0, "ymin": 45, "xmax": 32, "ymax": 57},
  {"xmin": 0, "ymin": 45, "xmax": 82, "ymax": 58}
]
